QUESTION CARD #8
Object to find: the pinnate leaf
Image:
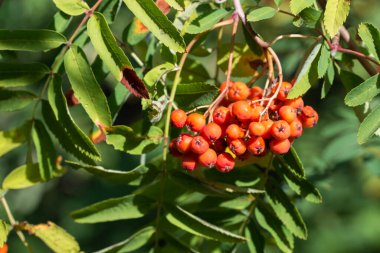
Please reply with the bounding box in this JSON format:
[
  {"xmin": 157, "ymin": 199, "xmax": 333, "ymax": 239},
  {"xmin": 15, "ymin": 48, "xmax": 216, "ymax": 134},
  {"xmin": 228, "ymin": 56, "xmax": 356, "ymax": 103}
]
[
  {"xmin": 165, "ymin": 0, "xmax": 184, "ymax": 11},
  {"xmin": 87, "ymin": 12, "xmax": 148, "ymax": 98},
  {"xmin": 0, "ymin": 29, "xmax": 66, "ymax": 51},
  {"xmin": 345, "ymin": 74, "xmax": 380, "ymax": 107},
  {"xmin": 187, "ymin": 9, "xmax": 231, "ymax": 34},
  {"xmin": 245, "ymin": 223, "xmax": 265, "ymax": 253},
  {"xmin": 64, "ymin": 45, "xmax": 112, "ymax": 127},
  {"xmin": 0, "ymin": 89, "xmax": 37, "ymax": 111},
  {"xmin": 358, "ymin": 104, "xmax": 380, "ymax": 144},
  {"xmin": 71, "ymin": 195, "xmax": 154, "ymax": 223},
  {"xmin": 0, "ymin": 62, "xmax": 49, "ymax": 87},
  {"xmin": 358, "ymin": 23, "xmax": 380, "ymax": 61},
  {"xmin": 324, "ymin": 0, "xmax": 350, "ymax": 37},
  {"xmin": 247, "ymin": 7, "xmax": 277, "ymax": 22},
  {"xmin": 290, "ymin": 0, "xmax": 314, "ymax": 15},
  {"xmin": 0, "ymin": 220, "xmax": 10, "ymax": 247},
  {"xmin": 52, "ymin": 0, "xmax": 90, "ymax": 16},
  {"xmin": 0, "ymin": 122, "xmax": 29, "ymax": 157},
  {"xmin": 123, "ymin": 0, "xmax": 185, "ymax": 52},
  {"xmin": 165, "ymin": 204, "xmax": 246, "ymax": 243}
]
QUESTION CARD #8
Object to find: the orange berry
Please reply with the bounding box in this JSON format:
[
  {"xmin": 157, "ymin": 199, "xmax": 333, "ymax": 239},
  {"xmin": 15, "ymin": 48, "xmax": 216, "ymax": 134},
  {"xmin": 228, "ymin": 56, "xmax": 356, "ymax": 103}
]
[
  {"xmin": 249, "ymin": 86, "xmax": 264, "ymax": 99},
  {"xmin": 228, "ymin": 81, "xmax": 250, "ymax": 101},
  {"xmin": 0, "ymin": 243, "xmax": 8, "ymax": 253},
  {"xmin": 271, "ymin": 120, "xmax": 291, "ymax": 140},
  {"xmin": 219, "ymin": 81, "xmax": 232, "ymax": 93},
  {"xmin": 171, "ymin": 109, "xmax": 187, "ymax": 128},
  {"xmin": 261, "ymin": 120, "xmax": 274, "ymax": 139},
  {"xmin": 176, "ymin": 134, "xmax": 193, "ymax": 154},
  {"xmin": 232, "ymin": 101, "xmax": 253, "ymax": 121},
  {"xmin": 225, "ymin": 124, "xmax": 244, "ymax": 140},
  {"xmin": 190, "ymin": 136, "xmax": 209, "ymax": 155},
  {"xmin": 284, "ymin": 97, "xmax": 304, "ymax": 115},
  {"xmin": 273, "ymin": 81, "xmax": 292, "ymax": 101},
  {"xmin": 186, "ymin": 113, "xmax": 206, "ymax": 132},
  {"xmin": 229, "ymin": 139, "xmax": 247, "ymax": 156},
  {"xmin": 182, "ymin": 154, "xmax": 198, "ymax": 171},
  {"xmin": 270, "ymin": 139, "xmax": 291, "ymax": 154},
  {"xmin": 198, "ymin": 148, "xmax": 217, "ymax": 168},
  {"xmin": 269, "ymin": 100, "xmax": 283, "ymax": 111},
  {"xmin": 250, "ymin": 105, "xmax": 264, "ymax": 121},
  {"xmin": 201, "ymin": 123, "xmax": 222, "ymax": 143},
  {"xmin": 249, "ymin": 122, "xmax": 266, "ymax": 137},
  {"xmin": 216, "ymin": 152, "xmax": 235, "ymax": 173},
  {"xmin": 300, "ymin": 106, "xmax": 318, "ymax": 128},
  {"xmin": 213, "ymin": 106, "xmax": 231, "ymax": 125},
  {"xmin": 279, "ymin": 105, "xmax": 297, "ymax": 123},
  {"xmin": 290, "ymin": 119, "xmax": 303, "ymax": 138},
  {"xmin": 247, "ymin": 137, "xmax": 266, "ymax": 155},
  {"xmin": 169, "ymin": 139, "xmax": 182, "ymax": 157}
]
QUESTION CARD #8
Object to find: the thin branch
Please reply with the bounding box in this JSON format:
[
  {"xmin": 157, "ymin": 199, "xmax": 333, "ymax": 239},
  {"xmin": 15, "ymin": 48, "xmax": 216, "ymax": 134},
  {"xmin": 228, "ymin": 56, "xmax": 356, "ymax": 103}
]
[
  {"xmin": 270, "ymin": 34, "xmax": 319, "ymax": 46},
  {"xmin": 278, "ymin": 9, "xmax": 297, "ymax": 18}
]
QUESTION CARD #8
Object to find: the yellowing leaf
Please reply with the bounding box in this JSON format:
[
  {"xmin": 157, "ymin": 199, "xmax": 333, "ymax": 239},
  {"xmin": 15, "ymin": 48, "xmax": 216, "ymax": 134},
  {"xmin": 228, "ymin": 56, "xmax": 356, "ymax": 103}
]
[{"xmin": 324, "ymin": 0, "xmax": 350, "ymax": 37}]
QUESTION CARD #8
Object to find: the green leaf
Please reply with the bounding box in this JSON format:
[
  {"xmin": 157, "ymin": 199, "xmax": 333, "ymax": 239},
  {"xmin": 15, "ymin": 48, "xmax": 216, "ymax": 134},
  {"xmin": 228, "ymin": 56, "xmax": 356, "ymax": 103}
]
[
  {"xmin": 65, "ymin": 160, "xmax": 148, "ymax": 184},
  {"xmin": 345, "ymin": 74, "xmax": 380, "ymax": 107},
  {"xmin": 274, "ymin": 0, "xmax": 284, "ymax": 7},
  {"xmin": 247, "ymin": 7, "xmax": 277, "ymax": 22},
  {"xmin": 0, "ymin": 30, "xmax": 66, "ymax": 51},
  {"xmin": 282, "ymin": 146, "xmax": 305, "ymax": 177},
  {"xmin": 52, "ymin": 0, "xmax": 90, "ymax": 16},
  {"xmin": 358, "ymin": 23, "xmax": 380, "ymax": 61},
  {"xmin": 266, "ymin": 179, "xmax": 307, "ymax": 239},
  {"xmin": 144, "ymin": 62, "xmax": 176, "ymax": 87},
  {"xmin": 293, "ymin": 8, "xmax": 322, "ymax": 29},
  {"xmin": 165, "ymin": 0, "xmax": 185, "ymax": 11},
  {"xmin": 100, "ymin": 226, "xmax": 155, "ymax": 253},
  {"xmin": 0, "ymin": 122, "xmax": 29, "ymax": 157},
  {"xmin": 25, "ymin": 221, "xmax": 80, "ymax": 253},
  {"xmin": 51, "ymin": 11, "xmax": 72, "ymax": 33},
  {"xmin": 106, "ymin": 125, "xmax": 163, "ymax": 155},
  {"xmin": 358, "ymin": 104, "xmax": 380, "ymax": 144},
  {"xmin": 2, "ymin": 163, "xmax": 65, "ymax": 190},
  {"xmin": 88, "ymin": 13, "xmax": 148, "ymax": 99},
  {"xmin": 275, "ymin": 158, "xmax": 322, "ymax": 203},
  {"xmin": 255, "ymin": 202, "xmax": 294, "ymax": 253},
  {"xmin": 108, "ymin": 83, "xmax": 130, "ymax": 120},
  {"xmin": 187, "ymin": 9, "xmax": 231, "ymax": 34},
  {"xmin": 0, "ymin": 89, "xmax": 37, "ymax": 111},
  {"xmin": 71, "ymin": 195, "xmax": 154, "ymax": 223},
  {"xmin": 32, "ymin": 120, "xmax": 58, "ymax": 181},
  {"xmin": 318, "ymin": 43, "xmax": 330, "ymax": 78},
  {"xmin": 64, "ymin": 45, "xmax": 112, "ymax": 127},
  {"xmin": 324, "ymin": 0, "xmax": 350, "ymax": 38},
  {"xmin": 165, "ymin": 204, "xmax": 246, "ymax": 243},
  {"xmin": 288, "ymin": 42, "xmax": 321, "ymax": 99},
  {"xmin": 44, "ymin": 76, "xmax": 100, "ymax": 163},
  {"xmin": 176, "ymin": 82, "xmax": 216, "ymax": 95},
  {"xmin": 0, "ymin": 62, "xmax": 50, "ymax": 87},
  {"xmin": 123, "ymin": 0, "xmax": 186, "ymax": 52},
  {"xmin": 98, "ymin": 0, "xmax": 123, "ymax": 24},
  {"xmin": 0, "ymin": 220, "xmax": 11, "ymax": 247},
  {"xmin": 122, "ymin": 17, "xmax": 149, "ymax": 46},
  {"xmin": 245, "ymin": 223, "xmax": 265, "ymax": 253},
  {"xmin": 321, "ymin": 61, "xmax": 335, "ymax": 98},
  {"xmin": 289, "ymin": 0, "xmax": 314, "ymax": 15}
]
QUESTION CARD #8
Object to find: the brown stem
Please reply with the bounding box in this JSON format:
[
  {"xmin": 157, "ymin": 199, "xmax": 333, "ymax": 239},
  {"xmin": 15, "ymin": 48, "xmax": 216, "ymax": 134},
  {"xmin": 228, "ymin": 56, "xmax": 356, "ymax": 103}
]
[{"xmin": 270, "ymin": 34, "xmax": 320, "ymax": 46}]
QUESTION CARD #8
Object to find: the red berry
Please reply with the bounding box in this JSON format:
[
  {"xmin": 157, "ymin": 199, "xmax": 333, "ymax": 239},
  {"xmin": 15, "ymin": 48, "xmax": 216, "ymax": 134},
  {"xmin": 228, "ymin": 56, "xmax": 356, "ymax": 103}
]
[
  {"xmin": 198, "ymin": 148, "xmax": 217, "ymax": 168},
  {"xmin": 232, "ymin": 101, "xmax": 253, "ymax": 121},
  {"xmin": 290, "ymin": 119, "xmax": 303, "ymax": 138},
  {"xmin": 249, "ymin": 86, "xmax": 264, "ymax": 99},
  {"xmin": 279, "ymin": 105, "xmax": 297, "ymax": 123},
  {"xmin": 250, "ymin": 105, "xmax": 264, "ymax": 121},
  {"xmin": 171, "ymin": 109, "xmax": 187, "ymax": 128},
  {"xmin": 169, "ymin": 139, "xmax": 182, "ymax": 157},
  {"xmin": 216, "ymin": 152, "xmax": 235, "ymax": 172},
  {"xmin": 228, "ymin": 81, "xmax": 250, "ymax": 101},
  {"xmin": 261, "ymin": 120, "xmax": 274, "ymax": 139},
  {"xmin": 300, "ymin": 106, "xmax": 318, "ymax": 128},
  {"xmin": 201, "ymin": 123, "xmax": 222, "ymax": 143},
  {"xmin": 273, "ymin": 81, "xmax": 293, "ymax": 101},
  {"xmin": 176, "ymin": 134, "xmax": 193, "ymax": 154},
  {"xmin": 249, "ymin": 122, "xmax": 266, "ymax": 137},
  {"xmin": 190, "ymin": 136, "xmax": 209, "ymax": 154},
  {"xmin": 0, "ymin": 243, "xmax": 8, "ymax": 253},
  {"xmin": 284, "ymin": 97, "xmax": 304, "ymax": 115},
  {"xmin": 213, "ymin": 106, "xmax": 231, "ymax": 125},
  {"xmin": 247, "ymin": 137, "xmax": 266, "ymax": 155},
  {"xmin": 271, "ymin": 120, "xmax": 291, "ymax": 140},
  {"xmin": 270, "ymin": 139, "xmax": 291, "ymax": 154},
  {"xmin": 225, "ymin": 124, "xmax": 244, "ymax": 140},
  {"xmin": 186, "ymin": 113, "xmax": 206, "ymax": 132},
  {"xmin": 182, "ymin": 154, "xmax": 198, "ymax": 171},
  {"xmin": 229, "ymin": 139, "xmax": 247, "ymax": 156}
]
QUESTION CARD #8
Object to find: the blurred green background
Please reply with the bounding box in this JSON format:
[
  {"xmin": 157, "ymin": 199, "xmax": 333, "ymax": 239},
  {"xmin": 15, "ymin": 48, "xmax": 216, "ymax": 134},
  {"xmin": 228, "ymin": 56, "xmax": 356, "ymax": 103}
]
[{"xmin": 1, "ymin": 0, "xmax": 380, "ymax": 252}]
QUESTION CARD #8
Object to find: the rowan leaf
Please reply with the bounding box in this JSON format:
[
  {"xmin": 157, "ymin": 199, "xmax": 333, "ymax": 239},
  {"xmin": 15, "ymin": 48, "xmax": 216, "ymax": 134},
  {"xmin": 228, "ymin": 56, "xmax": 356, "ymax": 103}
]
[
  {"xmin": 289, "ymin": 0, "xmax": 314, "ymax": 15},
  {"xmin": 317, "ymin": 42, "xmax": 331, "ymax": 78},
  {"xmin": 0, "ymin": 122, "xmax": 29, "ymax": 157},
  {"xmin": 344, "ymin": 74, "xmax": 380, "ymax": 107},
  {"xmin": 245, "ymin": 223, "xmax": 265, "ymax": 253},
  {"xmin": 0, "ymin": 220, "xmax": 10, "ymax": 247},
  {"xmin": 64, "ymin": 45, "xmax": 112, "ymax": 127},
  {"xmin": 98, "ymin": 0, "xmax": 123, "ymax": 24},
  {"xmin": 0, "ymin": 89, "xmax": 37, "ymax": 111},
  {"xmin": 123, "ymin": 0, "xmax": 186, "ymax": 52},
  {"xmin": 247, "ymin": 7, "xmax": 277, "ymax": 22},
  {"xmin": 0, "ymin": 62, "xmax": 50, "ymax": 87},
  {"xmin": 321, "ymin": 61, "xmax": 335, "ymax": 98},
  {"xmin": 51, "ymin": 11, "xmax": 72, "ymax": 33},
  {"xmin": 187, "ymin": 9, "xmax": 231, "ymax": 34},
  {"xmin": 358, "ymin": 104, "xmax": 380, "ymax": 144},
  {"xmin": 282, "ymin": 146, "xmax": 305, "ymax": 177},
  {"xmin": 358, "ymin": 23, "xmax": 380, "ymax": 61},
  {"xmin": 88, "ymin": 12, "xmax": 148, "ymax": 98},
  {"xmin": 324, "ymin": 0, "xmax": 350, "ymax": 37},
  {"xmin": 0, "ymin": 29, "xmax": 66, "ymax": 51},
  {"xmin": 71, "ymin": 195, "xmax": 154, "ymax": 223},
  {"xmin": 52, "ymin": 0, "xmax": 89, "ymax": 16},
  {"xmin": 165, "ymin": 0, "xmax": 185, "ymax": 11},
  {"xmin": 176, "ymin": 82, "xmax": 217, "ymax": 95},
  {"xmin": 122, "ymin": 17, "xmax": 149, "ymax": 46},
  {"xmin": 165, "ymin": 204, "xmax": 246, "ymax": 243}
]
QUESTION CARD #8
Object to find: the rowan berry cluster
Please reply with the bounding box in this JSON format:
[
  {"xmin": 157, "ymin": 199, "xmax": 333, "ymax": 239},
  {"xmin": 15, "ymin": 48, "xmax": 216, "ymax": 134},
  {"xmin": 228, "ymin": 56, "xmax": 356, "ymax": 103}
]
[{"xmin": 169, "ymin": 81, "xmax": 318, "ymax": 173}]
